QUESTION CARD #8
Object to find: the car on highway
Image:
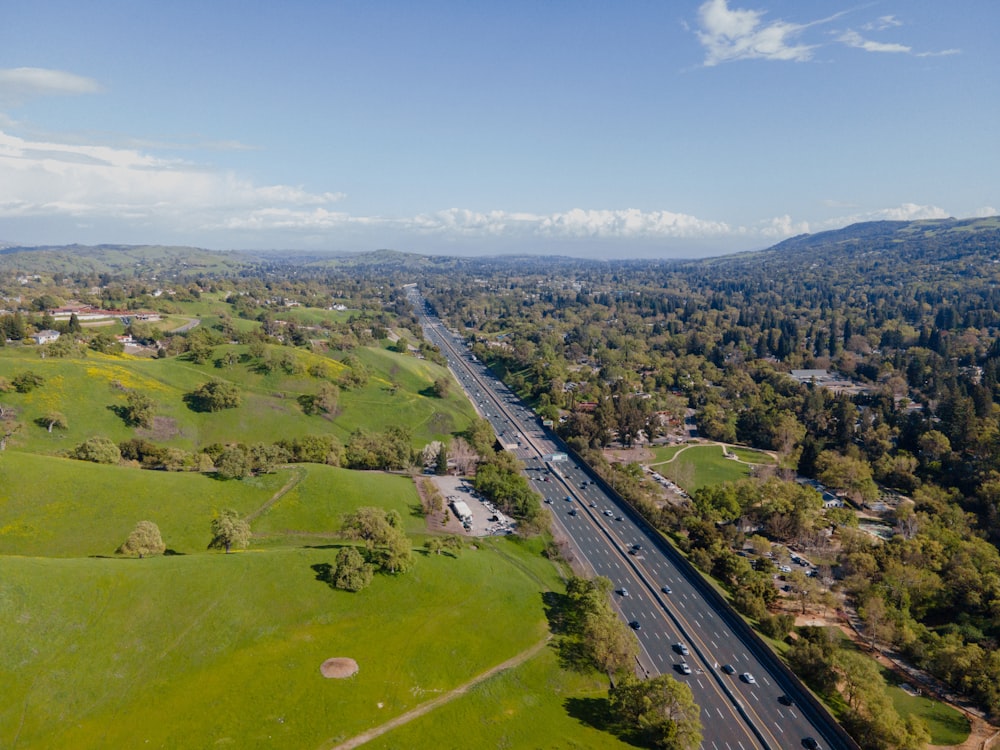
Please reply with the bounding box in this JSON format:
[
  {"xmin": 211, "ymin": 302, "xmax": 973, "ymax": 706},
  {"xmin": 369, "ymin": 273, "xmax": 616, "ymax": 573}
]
[
  {"xmin": 778, "ymin": 694, "xmax": 794, "ymax": 706},
  {"xmin": 661, "ymin": 585, "xmax": 672, "ymax": 594},
  {"xmin": 565, "ymin": 496, "xmax": 572, "ymax": 501},
  {"xmin": 678, "ymin": 662, "xmax": 692, "ymax": 675},
  {"xmin": 673, "ymin": 643, "xmax": 689, "ymax": 656},
  {"xmin": 742, "ymin": 672, "xmax": 756, "ymax": 684},
  {"xmin": 615, "ymin": 516, "xmax": 624, "ymax": 522},
  {"xmin": 603, "ymin": 509, "xmax": 614, "ymax": 517},
  {"xmin": 722, "ymin": 664, "xmax": 736, "ymax": 675},
  {"xmin": 619, "ymin": 588, "xmax": 629, "ymax": 597},
  {"xmin": 802, "ymin": 738, "xmax": 821, "ymax": 750},
  {"xmin": 629, "ymin": 620, "xmax": 641, "ymax": 630},
  {"xmin": 568, "ymin": 508, "xmax": 577, "ymax": 516}
]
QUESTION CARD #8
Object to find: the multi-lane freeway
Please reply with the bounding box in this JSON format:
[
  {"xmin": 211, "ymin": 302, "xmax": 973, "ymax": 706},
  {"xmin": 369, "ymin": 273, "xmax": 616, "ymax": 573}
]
[{"xmin": 407, "ymin": 286, "xmax": 857, "ymax": 750}]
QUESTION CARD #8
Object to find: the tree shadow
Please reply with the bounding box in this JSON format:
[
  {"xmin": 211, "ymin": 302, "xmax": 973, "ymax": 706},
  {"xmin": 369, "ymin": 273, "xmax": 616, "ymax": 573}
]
[
  {"xmin": 311, "ymin": 562, "xmax": 334, "ymax": 585},
  {"xmin": 182, "ymin": 392, "xmax": 211, "ymax": 413},
  {"xmin": 564, "ymin": 697, "xmax": 645, "ymax": 747},
  {"xmin": 106, "ymin": 403, "xmax": 136, "ymax": 426},
  {"xmin": 541, "ymin": 590, "xmax": 572, "ymax": 635},
  {"xmin": 541, "ymin": 591, "xmax": 597, "ymax": 672}
]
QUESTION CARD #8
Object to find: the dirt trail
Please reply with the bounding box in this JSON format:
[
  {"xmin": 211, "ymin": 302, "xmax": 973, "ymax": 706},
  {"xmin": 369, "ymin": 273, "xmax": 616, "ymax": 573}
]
[
  {"xmin": 324, "ymin": 636, "xmax": 551, "ymax": 750},
  {"xmin": 246, "ymin": 466, "xmax": 306, "ymax": 522}
]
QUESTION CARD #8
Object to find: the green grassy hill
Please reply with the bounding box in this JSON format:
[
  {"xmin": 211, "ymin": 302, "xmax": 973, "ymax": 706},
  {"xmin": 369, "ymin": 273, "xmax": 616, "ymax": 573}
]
[
  {"xmin": 0, "ymin": 341, "xmax": 475, "ymax": 454},
  {"xmin": 0, "ymin": 541, "xmax": 558, "ymax": 749}
]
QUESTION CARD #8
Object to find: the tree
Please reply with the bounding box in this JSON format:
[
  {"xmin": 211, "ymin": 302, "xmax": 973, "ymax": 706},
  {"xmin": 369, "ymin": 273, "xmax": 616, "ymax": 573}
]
[
  {"xmin": 186, "ymin": 379, "xmax": 242, "ymax": 412},
  {"xmin": 341, "ymin": 506, "xmax": 414, "ymax": 574},
  {"xmin": 609, "ymin": 674, "xmax": 703, "ymax": 750},
  {"xmin": 37, "ymin": 412, "xmax": 68, "ymax": 433},
  {"xmin": 331, "ymin": 546, "xmax": 374, "ymax": 591},
  {"xmin": 432, "ymin": 376, "xmax": 450, "ymax": 397},
  {"xmin": 11, "ymin": 370, "xmax": 44, "ymax": 393},
  {"xmin": 435, "ymin": 441, "xmax": 449, "ymax": 475},
  {"xmin": 121, "ymin": 390, "xmax": 155, "ymax": 428},
  {"xmin": 70, "ymin": 436, "xmax": 121, "ymax": 464},
  {"xmin": 89, "ymin": 331, "xmax": 123, "ymax": 354},
  {"xmin": 215, "ymin": 446, "xmax": 252, "ymax": 479},
  {"xmin": 209, "ymin": 508, "xmax": 251, "ymax": 553},
  {"xmin": 117, "ymin": 520, "xmax": 166, "ymax": 558}
]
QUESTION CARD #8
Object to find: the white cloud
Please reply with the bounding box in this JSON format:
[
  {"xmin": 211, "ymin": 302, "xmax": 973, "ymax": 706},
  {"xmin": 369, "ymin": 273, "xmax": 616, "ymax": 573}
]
[
  {"xmin": 755, "ymin": 214, "xmax": 810, "ymax": 238},
  {"xmin": 837, "ymin": 30, "xmax": 911, "ymax": 55},
  {"xmin": 973, "ymin": 206, "xmax": 998, "ymax": 218},
  {"xmin": 0, "ymin": 67, "xmax": 101, "ymax": 107},
  {"xmin": 0, "ymin": 129, "xmax": 344, "ymax": 229},
  {"xmin": 814, "ymin": 203, "xmax": 951, "ymax": 231},
  {"xmin": 862, "ymin": 15, "xmax": 902, "ymax": 32},
  {"xmin": 694, "ymin": 0, "xmax": 817, "ymax": 66}
]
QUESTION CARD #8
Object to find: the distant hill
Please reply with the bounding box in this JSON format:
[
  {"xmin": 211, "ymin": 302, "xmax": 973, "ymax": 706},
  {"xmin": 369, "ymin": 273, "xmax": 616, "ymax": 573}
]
[
  {"xmin": 0, "ymin": 243, "xmax": 258, "ymax": 278},
  {"xmin": 759, "ymin": 216, "xmax": 1000, "ymax": 263}
]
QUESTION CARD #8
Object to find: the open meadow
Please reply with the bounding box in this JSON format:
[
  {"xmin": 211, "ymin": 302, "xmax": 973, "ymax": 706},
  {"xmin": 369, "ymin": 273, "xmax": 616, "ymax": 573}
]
[{"xmin": 0, "ymin": 447, "xmax": 602, "ymax": 749}]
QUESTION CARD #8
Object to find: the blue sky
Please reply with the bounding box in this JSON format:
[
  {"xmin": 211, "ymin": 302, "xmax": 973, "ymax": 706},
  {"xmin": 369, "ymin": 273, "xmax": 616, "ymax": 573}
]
[{"xmin": 0, "ymin": 0, "xmax": 995, "ymax": 258}]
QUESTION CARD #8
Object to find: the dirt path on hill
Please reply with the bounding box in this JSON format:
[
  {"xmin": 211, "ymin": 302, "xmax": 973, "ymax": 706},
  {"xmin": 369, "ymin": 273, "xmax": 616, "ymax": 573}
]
[
  {"xmin": 246, "ymin": 466, "xmax": 306, "ymax": 523},
  {"xmin": 324, "ymin": 636, "xmax": 551, "ymax": 750}
]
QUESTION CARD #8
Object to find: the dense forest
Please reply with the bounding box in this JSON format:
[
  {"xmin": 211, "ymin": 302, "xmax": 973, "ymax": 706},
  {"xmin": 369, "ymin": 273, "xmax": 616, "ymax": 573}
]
[{"xmin": 417, "ymin": 217, "xmax": 1000, "ymax": 720}]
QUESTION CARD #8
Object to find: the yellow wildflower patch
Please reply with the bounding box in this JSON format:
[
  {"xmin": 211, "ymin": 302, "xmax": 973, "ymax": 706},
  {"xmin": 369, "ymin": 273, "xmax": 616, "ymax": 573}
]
[{"xmin": 84, "ymin": 364, "xmax": 172, "ymax": 394}]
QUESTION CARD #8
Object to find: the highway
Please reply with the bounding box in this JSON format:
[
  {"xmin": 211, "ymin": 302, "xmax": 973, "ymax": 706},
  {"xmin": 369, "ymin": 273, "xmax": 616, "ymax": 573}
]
[{"xmin": 407, "ymin": 286, "xmax": 856, "ymax": 750}]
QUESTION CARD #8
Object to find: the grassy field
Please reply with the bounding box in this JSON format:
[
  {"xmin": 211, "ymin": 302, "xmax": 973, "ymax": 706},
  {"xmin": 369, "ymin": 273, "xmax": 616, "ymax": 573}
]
[
  {"xmin": 646, "ymin": 443, "xmax": 685, "ymax": 464},
  {"xmin": 366, "ymin": 645, "xmax": 633, "ymax": 750},
  {"xmin": 0, "ymin": 540, "xmax": 557, "ymax": 749},
  {"xmin": 0, "ymin": 453, "xmax": 432, "ymax": 557},
  {"xmin": 0, "ymin": 444, "xmax": 637, "ymax": 748},
  {"xmin": 728, "ymin": 446, "xmax": 776, "ymax": 464},
  {"xmin": 0, "ymin": 340, "xmax": 474, "ymax": 454},
  {"xmin": 885, "ymin": 681, "xmax": 970, "ymax": 746},
  {"xmin": 656, "ymin": 445, "xmax": 752, "ymax": 491}
]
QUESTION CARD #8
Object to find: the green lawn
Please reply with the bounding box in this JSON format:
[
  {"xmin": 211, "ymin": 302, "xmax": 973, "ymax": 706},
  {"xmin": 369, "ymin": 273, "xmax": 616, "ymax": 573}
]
[
  {"xmin": 886, "ymin": 681, "xmax": 970, "ymax": 746},
  {"xmin": 657, "ymin": 445, "xmax": 752, "ymax": 491},
  {"xmin": 728, "ymin": 446, "xmax": 776, "ymax": 464},
  {"xmin": 646, "ymin": 443, "xmax": 685, "ymax": 464}
]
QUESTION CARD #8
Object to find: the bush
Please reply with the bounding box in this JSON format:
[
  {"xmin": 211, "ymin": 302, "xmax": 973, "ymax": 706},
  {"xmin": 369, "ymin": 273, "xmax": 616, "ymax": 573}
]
[{"xmin": 71, "ymin": 436, "xmax": 121, "ymax": 464}]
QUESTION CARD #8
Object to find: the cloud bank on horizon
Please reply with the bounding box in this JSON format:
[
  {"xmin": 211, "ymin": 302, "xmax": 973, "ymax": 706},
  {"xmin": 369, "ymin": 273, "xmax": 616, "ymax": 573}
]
[{"xmin": 0, "ymin": 0, "xmax": 993, "ymax": 257}]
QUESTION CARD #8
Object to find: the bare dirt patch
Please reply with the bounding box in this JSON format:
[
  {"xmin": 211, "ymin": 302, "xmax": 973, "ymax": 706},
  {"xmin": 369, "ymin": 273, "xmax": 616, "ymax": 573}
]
[{"xmin": 321, "ymin": 657, "xmax": 359, "ymax": 679}]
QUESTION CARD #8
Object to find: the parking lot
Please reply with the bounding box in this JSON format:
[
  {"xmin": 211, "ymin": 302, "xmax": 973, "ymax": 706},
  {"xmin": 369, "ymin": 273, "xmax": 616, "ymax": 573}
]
[{"xmin": 429, "ymin": 475, "xmax": 516, "ymax": 537}]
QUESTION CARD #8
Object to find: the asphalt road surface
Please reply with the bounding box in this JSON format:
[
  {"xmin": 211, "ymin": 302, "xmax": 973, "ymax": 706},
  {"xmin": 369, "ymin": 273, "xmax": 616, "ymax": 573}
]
[{"xmin": 407, "ymin": 287, "xmax": 854, "ymax": 750}]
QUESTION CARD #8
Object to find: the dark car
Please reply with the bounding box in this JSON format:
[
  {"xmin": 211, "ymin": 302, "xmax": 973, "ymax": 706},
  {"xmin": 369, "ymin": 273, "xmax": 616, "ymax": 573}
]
[
  {"xmin": 802, "ymin": 739, "xmax": 821, "ymax": 750},
  {"xmin": 722, "ymin": 664, "xmax": 736, "ymax": 674},
  {"xmin": 778, "ymin": 694, "xmax": 794, "ymax": 706},
  {"xmin": 629, "ymin": 620, "xmax": 641, "ymax": 630}
]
